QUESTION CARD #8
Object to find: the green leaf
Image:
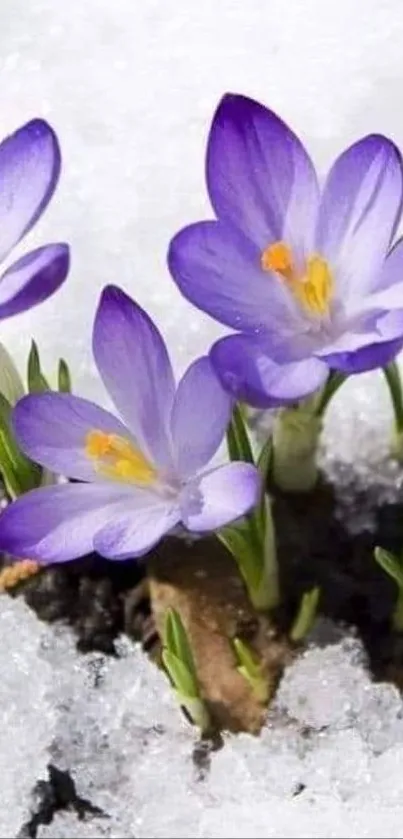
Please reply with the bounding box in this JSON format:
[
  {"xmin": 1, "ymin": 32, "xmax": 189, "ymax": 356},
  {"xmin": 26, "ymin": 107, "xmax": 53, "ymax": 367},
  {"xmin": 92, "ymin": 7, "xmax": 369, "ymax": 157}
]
[
  {"xmin": 218, "ymin": 525, "xmax": 263, "ymax": 594},
  {"xmin": 257, "ymin": 435, "xmax": 273, "ymax": 482},
  {"xmin": 233, "ymin": 637, "xmax": 269, "ymax": 703},
  {"xmin": 162, "ymin": 650, "xmax": 198, "ymax": 699},
  {"xmin": 382, "ymin": 362, "xmax": 403, "ymax": 434},
  {"xmin": 0, "ymin": 343, "xmax": 25, "ymax": 405},
  {"xmin": 233, "ymin": 637, "xmax": 261, "ymax": 679},
  {"xmin": 226, "ymin": 403, "xmax": 255, "ymax": 464},
  {"xmin": 161, "ymin": 609, "xmax": 212, "ymax": 733},
  {"xmin": 374, "ymin": 546, "xmax": 403, "ymax": 591},
  {"xmin": 0, "ymin": 393, "xmax": 41, "ymax": 497},
  {"xmin": 163, "ymin": 608, "xmax": 198, "ymax": 682},
  {"xmin": 58, "ymin": 358, "xmax": 72, "ymax": 393},
  {"xmin": 27, "ymin": 341, "xmax": 50, "ymax": 393},
  {"xmin": 316, "ymin": 370, "xmax": 347, "ymax": 418},
  {"xmin": 290, "ymin": 586, "xmax": 321, "ymax": 643}
]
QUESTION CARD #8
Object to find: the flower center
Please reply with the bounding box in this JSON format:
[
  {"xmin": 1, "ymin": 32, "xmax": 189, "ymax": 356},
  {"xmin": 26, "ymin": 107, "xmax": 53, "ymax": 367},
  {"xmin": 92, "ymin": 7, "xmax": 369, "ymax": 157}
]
[
  {"xmin": 85, "ymin": 429, "xmax": 157, "ymax": 486},
  {"xmin": 261, "ymin": 241, "xmax": 334, "ymax": 317}
]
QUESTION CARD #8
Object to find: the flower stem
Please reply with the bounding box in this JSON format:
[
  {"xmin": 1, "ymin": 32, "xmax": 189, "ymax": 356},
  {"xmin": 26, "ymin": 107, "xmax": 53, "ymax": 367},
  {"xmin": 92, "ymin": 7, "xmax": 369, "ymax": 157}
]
[
  {"xmin": 393, "ymin": 588, "xmax": 403, "ymax": 633},
  {"xmin": 290, "ymin": 587, "xmax": 320, "ymax": 643},
  {"xmin": 272, "ymin": 372, "xmax": 348, "ymax": 493},
  {"xmin": 272, "ymin": 396, "xmax": 323, "ymax": 492},
  {"xmin": 315, "ymin": 371, "xmax": 347, "ymax": 418},
  {"xmin": 382, "ymin": 361, "xmax": 403, "ymax": 461}
]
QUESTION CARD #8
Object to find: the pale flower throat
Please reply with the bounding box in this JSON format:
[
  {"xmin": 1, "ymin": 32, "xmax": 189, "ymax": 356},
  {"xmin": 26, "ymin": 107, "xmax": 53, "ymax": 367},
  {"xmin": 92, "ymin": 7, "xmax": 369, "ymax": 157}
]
[
  {"xmin": 85, "ymin": 430, "xmax": 157, "ymax": 485},
  {"xmin": 261, "ymin": 241, "xmax": 334, "ymax": 317}
]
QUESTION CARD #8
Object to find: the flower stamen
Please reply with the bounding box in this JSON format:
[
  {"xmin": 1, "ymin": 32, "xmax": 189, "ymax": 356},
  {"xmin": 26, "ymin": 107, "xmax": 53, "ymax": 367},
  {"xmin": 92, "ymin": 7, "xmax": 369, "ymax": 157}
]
[
  {"xmin": 261, "ymin": 241, "xmax": 333, "ymax": 317},
  {"xmin": 85, "ymin": 430, "xmax": 157, "ymax": 485}
]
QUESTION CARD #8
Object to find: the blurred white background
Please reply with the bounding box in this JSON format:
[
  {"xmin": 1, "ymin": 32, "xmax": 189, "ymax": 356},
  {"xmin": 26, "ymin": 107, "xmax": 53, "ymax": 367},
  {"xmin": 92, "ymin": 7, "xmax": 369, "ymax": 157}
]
[{"xmin": 0, "ymin": 0, "xmax": 402, "ymax": 414}]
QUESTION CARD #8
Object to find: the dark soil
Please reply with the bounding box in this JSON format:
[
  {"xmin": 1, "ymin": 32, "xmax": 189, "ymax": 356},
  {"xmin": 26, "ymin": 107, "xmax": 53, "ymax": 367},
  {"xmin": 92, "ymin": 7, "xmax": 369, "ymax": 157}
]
[
  {"xmin": 272, "ymin": 476, "xmax": 403, "ymax": 684},
  {"xmin": 17, "ymin": 764, "xmax": 106, "ymax": 839},
  {"xmin": 6, "ymin": 472, "xmax": 403, "ymax": 689}
]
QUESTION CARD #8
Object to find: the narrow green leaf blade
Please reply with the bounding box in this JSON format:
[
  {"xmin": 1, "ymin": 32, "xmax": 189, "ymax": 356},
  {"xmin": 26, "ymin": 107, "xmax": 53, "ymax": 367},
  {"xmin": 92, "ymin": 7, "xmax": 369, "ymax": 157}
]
[
  {"xmin": 316, "ymin": 370, "xmax": 348, "ymax": 418},
  {"xmin": 226, "ymin": 403, "xmax": 255, "ymax": 464},
  {"xmin": 163, "ymin": 609, "xmax": 198, "ymax": 683},
  {"xmin": 58, "ymin": 358, "xmax": 72, "ymax": 393},
  {"xmin": 374, "ymin": 546, "xmax": 403, "ymax": 591},
  {"xmin": 0, "ymin": 343, "xmax": 25, "ymax": 405},
  {"xmin": 162, "ymin": 650, "xmax": 198, "ymax": 699},
  {"xmin": 290, "ymin": 586, "xmax": 320, "ymax": 642},
  {"xmin": 257, "ymin": 435, "xmax": 273, "ymax": 482},
  {"xmin": 0, "ymin": 393, "xmax": 41, "ymax": 497},
  {"xmin": 233, "ymin": 637, "xmax": 261, "ymax": 680},
  {"xmin": 218, "ymin": 525, "xmax": 263, "ymax": 593},
  {"xmin": 27, "ymin": 341, "xmax": 50, "ymax": 393}
]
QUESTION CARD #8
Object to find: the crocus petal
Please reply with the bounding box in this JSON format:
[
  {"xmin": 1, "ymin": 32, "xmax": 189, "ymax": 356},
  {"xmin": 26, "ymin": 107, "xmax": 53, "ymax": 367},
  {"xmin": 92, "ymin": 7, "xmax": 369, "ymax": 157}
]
[
  {"xmin": 94, "ymin": 501, "xmax": 180, "ymax": 560},
  {"xmin": 181, "ymin": 462, "xmax": 260, "ymax": 532},
  {"xmin": 168, "ymin": 220, "xmax": 300, "ymax": 333},
  {"xmin": 211, "ymin": 334, "xmax": 328, "ymax": 408},
  {"xmin": 93, "ymin": 285, "xmax": 175, "ymax": 470},
  {"xmin": 170, "ymin": 356, "xmax": 232, "ymax": 478},
  {"xmin": 0, "ymin": 119, "xmax": 61, "ymax": 261},
  {"xmin": 316, "ymin": 134, "xmax": 403, "ymax": 298},
  {"xmin": 0, "ymin": 244, "xmax": 69, "ymax": 320},
  {"xmin": 324, "ymin": 337, "xmax": 403, "ymax": 374},
  {"xmin": 360, "ymin": 238, "xmax": 403, "ymax": 312},
  {"xmin": 14, "ymin": 392, "xmax": 131, "ymax": 482},
  {"xmin": 0, "ymin": 482, "xmax": 136, "ymax": 563},
  {"xmin": 206, "ymin": 93, "xmax": 319, "ymax": 254}
]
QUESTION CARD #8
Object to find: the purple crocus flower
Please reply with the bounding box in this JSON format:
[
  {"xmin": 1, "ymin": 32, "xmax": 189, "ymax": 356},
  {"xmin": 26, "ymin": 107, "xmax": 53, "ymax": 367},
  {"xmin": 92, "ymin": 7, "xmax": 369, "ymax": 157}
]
[
  {"xmin": 0, "ymin": 118, "xmax": 69, "ymax": 320},
  {"xmin": 168, "ymin": 93, "xmax": 403, "ymax": 406},
  {"xmin": 0, "ymin": 286, "xmax": 259, "ymax": 563}
]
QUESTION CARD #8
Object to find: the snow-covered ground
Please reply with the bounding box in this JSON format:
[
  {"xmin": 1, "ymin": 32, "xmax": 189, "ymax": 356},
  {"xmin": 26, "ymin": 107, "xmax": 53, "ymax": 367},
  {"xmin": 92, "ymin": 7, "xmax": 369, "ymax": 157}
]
[
  {"xmin": 4, "ymin": 597, "xmax": 403, "ymax": 839},
  {"xmin": 2, "ymin": 0, "xmax": 403, "ymax": 836}
]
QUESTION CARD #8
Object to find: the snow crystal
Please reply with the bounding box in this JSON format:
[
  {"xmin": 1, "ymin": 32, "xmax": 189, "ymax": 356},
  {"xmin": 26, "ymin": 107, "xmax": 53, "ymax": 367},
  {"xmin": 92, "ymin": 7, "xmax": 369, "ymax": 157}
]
[
  {"xmin": 0, "ymin": 598, "xmax": 57, "ymax": 838},
  {"xmin": 4, "ymin": 596, "xmax": 403, "ymax": 838}
]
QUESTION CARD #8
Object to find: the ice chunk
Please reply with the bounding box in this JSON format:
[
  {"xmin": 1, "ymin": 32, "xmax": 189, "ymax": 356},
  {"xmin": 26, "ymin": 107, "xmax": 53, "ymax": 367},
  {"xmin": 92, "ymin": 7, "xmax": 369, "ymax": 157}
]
[
  {"xmin": 0, "ymin": 598, "xmax": 57, "ymax": 837},
  {"xmin": 274, "ymin": 637, "xmax": 371, "ymax": 729},
  {"xmin": 6, "ymin": 598, "xmax": 403, "ymax": 838}
]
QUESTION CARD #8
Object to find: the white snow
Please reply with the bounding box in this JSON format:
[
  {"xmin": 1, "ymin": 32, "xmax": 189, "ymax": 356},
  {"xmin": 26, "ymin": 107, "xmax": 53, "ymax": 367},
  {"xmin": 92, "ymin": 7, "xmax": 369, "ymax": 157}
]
[{"xmin": 2, "ymin": 597, "xmax": 403, "ymax": 838}]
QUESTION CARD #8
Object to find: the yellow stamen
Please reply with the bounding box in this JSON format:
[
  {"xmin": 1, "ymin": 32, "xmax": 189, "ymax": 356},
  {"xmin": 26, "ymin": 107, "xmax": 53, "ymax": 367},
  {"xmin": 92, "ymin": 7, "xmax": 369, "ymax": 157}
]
[
  {"xmin": 261, "ymin": 240, "xmax": 333, "ymax": 317},
  {"xmin": 261, "ymin": 241, "xmax": 294, "ymax": 281},
  {"xmin": 85, "ymin": 430, "xmax": 156, "ymax": 485},
  {"xmin": 0, "ymin": 559, "xmax": 40, "ymax": 592}
]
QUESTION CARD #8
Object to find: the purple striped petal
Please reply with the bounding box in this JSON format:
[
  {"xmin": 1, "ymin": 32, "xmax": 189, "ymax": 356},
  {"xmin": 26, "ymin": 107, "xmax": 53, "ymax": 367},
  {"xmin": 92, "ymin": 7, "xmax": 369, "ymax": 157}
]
[
  {"xmin": 360, "ymin": 238, "xmax": 403, "ymax": 312},
  {"xmin": 13, "ymin": 392, "xmax": 131, "ymax": 482},
  {"xmin": 0, "ymin": 482, "xmax": 136, "ymax": 563},
  {"xmin": 94, "ymin": 501, "xmax": 180, "ymax": 560},
  {"xmin": 0, "ymin": 119, "xmax": 61, "ymax": 261},
  {"xmin": 168, "ymin": 220, "xmax": 300, "ymax": 334},
  {"xmin": 211, "ymin": 334, "xmax": 328, "ymax": 407},
  {"xmin": 0, "ymin": 244, "xmax": 69, "ymax": 320},
  {"xmin": 316, "ymin": 135, "xmax": 403, "ymax": 298},
  {"xmin": 324, "ymin": 337, "xmax": 403, "ymax": 374},
  {"xmin": 206, "ymin": 93, "xmax": 319, "ymax": 254},
  {"xmin": 181, "ymin": 462, "xmax": 260, "ymax": 532},
  {"xmin": 170, "ymin": 356, "xmax": 232, "ymax": 478},
  {"xmin": 93, "ymin": 286, "xmax": 175, "ymax": 470}
]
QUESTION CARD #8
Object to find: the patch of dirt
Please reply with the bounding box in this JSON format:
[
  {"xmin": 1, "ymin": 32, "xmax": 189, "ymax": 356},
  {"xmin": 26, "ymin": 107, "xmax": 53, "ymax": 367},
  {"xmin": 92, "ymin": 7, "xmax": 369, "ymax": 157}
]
[
  {"xmin": 271, "ymin": 476, "xmax": 403, "ymax": 682},
  {"xmin": 149, "ymin": 537, "xmax": 294, "ymax": 734}
]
